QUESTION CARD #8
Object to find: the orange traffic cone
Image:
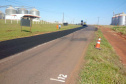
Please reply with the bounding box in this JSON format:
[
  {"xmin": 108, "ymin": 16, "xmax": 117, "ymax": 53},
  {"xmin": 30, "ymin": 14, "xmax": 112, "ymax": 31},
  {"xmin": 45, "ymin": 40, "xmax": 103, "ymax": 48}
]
[
  {"xmin": 98, "ymin": 37, "xmax": 101, "ymax": 42},
  {"xmin": 95, "ymin": 37, "xmax": 101, "ymax": 49}
]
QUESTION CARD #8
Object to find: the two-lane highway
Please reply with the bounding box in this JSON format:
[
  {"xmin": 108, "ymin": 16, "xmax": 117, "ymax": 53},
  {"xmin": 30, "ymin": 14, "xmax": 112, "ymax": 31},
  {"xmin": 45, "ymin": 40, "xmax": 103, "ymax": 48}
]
[{"xmin": 0, "ymin": 26, "xmax": 96, "ymax": 84}]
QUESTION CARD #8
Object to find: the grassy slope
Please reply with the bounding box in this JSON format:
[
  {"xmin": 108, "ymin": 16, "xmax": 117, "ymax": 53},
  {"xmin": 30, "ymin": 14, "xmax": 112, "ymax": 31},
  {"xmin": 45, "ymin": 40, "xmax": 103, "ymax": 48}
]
[
  {"xmin": 0, "ymin": 20, "xmax": 81, "ymax": 41},
  {"xmin": 79, "ymin": 28, "xmax": 126, "ymax": 84},
  {"xmin": 112, "ymin": 26, "xmax": 126, "ymax": 35},
  {"xmin": 102, "ymin": 25, "xmax": 126, "ymax": 35}
]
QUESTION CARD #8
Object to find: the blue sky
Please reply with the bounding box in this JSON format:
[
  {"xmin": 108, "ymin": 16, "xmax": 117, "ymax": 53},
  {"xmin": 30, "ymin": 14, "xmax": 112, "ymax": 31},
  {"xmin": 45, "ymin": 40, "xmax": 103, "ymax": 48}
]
[{"xmin": 0, "ymin": 0, "xmax": 126, "ymax": 25}]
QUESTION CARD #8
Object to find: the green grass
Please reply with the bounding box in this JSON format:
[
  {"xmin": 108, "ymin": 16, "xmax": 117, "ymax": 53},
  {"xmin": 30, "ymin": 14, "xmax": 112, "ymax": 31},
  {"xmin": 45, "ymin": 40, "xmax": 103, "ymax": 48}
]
[
  {"xmin": 79, "ymin": 28, "xmax": 126, "ymax": 84},
  {"xmin": 0, "ymin": 19, "xmax": 81, "ymax": 41},
  {"xmin": 101, "ymin": 25, "xmax": 126, "ymax": 35},
  {"xmin": 112, "ymin": 26, "xmax": 126, "ymax": 35}
]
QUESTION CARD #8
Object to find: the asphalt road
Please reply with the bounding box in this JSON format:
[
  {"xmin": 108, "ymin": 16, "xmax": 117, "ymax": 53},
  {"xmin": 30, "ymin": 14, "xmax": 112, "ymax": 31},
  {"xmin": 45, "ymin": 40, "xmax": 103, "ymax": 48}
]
[
  {"xmin": 0, "ymin": 26, "xmax": 96, "ymax": 84},
  {"xmin": 0, "ymin": 27, "xmax": 84, "ymax": 59}
]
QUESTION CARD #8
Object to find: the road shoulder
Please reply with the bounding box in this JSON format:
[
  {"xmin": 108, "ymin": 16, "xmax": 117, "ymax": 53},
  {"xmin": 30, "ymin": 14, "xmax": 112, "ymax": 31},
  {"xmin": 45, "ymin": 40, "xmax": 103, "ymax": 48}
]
[{"xmin": 100, "ymin": 26, "xmax": 126, "ymax": 66}]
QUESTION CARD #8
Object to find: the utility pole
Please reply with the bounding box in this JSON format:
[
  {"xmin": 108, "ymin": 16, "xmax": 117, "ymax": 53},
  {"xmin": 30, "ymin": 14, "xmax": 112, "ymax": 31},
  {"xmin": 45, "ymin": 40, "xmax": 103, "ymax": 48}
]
[
  {"xmin": 62, "ymin": 12, "xmax": 64, "ymax": 23},
  {"xmin": 86, "ymin": 19, "xmax": 87, "ymax": 23},
  {"xmin": 97, "ymin": 17, "xmax": 100, "ymax": 28},
  {"xmin": 113, "ymin": 11, "xmax": 115, "ymax": 16},
  {"xmin": 98, "ymin": 17, "xmax": 100, "ymax": 25}
]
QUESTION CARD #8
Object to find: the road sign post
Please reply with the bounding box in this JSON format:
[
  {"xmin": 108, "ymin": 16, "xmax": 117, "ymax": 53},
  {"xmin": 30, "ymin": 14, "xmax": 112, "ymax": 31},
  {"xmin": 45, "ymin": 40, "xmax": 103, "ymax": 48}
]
[{"xmin": 20, "ymin": 15, "xmax": 40, "ymax": 33}]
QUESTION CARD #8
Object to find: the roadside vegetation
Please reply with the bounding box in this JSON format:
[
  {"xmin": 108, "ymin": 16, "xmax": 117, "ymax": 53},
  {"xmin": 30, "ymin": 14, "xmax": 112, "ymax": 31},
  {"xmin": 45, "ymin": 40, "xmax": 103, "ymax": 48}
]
[
  {"xmin": 79, "ymin": 28, "xmax": 126, "ymax": 84},
  {"xmin": 112, "ymin": 26, "xmax": 126, "ymax": 35},
  {"xmin": 101, "ymin": 25, "xmax": 126, "ymax": 35},
  {"xmin": 0, "ymin": 19, "xmax": 81, "ymax": 41}
]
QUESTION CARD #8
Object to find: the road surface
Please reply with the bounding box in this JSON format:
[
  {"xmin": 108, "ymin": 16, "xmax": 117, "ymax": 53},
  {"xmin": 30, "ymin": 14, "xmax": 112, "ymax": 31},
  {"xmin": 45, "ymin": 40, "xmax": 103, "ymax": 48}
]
[
  {"xmin": 0, "ymin": 27, "xmax": 84, "ymax": 59},
  {"xmin": 0, "ymin": 26, "xmax": 96, "ymax": 84}
]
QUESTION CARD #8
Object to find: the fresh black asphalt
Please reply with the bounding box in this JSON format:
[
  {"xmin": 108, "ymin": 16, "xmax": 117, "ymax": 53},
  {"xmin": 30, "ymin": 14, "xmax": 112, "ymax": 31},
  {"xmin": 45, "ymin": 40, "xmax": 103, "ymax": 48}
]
[{"xmin": 0, "ymin": 26, "xmax": 87, "ymax": 59}]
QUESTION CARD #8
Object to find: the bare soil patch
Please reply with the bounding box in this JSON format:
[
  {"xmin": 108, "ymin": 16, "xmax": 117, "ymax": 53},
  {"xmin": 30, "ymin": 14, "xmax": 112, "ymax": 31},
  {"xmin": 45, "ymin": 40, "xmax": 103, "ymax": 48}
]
[
  {"xmin": 99, "ymin": 26, "xmax": 126, "ymax": 66},
  {"xmin": 117, "ymin": 32, "xmax": 126, "ymax": 40}
]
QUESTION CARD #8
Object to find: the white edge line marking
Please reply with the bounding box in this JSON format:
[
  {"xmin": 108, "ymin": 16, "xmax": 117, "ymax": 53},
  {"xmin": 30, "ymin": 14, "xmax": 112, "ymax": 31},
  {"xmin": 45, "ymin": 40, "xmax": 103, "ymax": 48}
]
[{"xmin": 50, "ymin": 78, "xmax": 65, "ymax": 82}]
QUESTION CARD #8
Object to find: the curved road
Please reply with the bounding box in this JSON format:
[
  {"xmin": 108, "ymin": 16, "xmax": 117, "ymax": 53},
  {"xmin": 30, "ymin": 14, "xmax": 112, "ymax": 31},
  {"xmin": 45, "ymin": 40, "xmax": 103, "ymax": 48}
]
[{"xmin": 0, "ymin": 26, "xmax": 95, "ymax": 84}]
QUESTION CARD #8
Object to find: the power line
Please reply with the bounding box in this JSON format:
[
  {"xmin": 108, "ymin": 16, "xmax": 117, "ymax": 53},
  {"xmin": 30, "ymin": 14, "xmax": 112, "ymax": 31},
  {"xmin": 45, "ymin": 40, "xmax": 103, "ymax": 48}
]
[
  {"xmin": 5, "ymin": 0, "xmax": 33, "ymax": 8},
  {"xmin": 114, "ymin": 1, "xmax": 126, "ymax": 12},
  {"xmin": 5, "ymin": 0, "xmax": 63, "ymax": 14},
  {"xmin": 4, "ymin": 0, "xmax": 77, "ymax": 23},
  {"xmin": 0, "ymin": 5, "xmax": 11, "ymax": 8}
]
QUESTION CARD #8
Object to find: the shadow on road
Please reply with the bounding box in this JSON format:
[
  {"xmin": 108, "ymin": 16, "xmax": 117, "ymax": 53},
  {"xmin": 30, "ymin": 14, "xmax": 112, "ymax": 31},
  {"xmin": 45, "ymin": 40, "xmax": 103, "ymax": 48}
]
[
  {"xmin": 71, "ymin": 38, "xmax": 87, "ymax": 41},
  {"xmin": 61, "ymin": 37, "xmax": 87, "ymax": 41},
  {"xmin": 0, "ymin": 26, "xmax": 87, "ymax": 59}
]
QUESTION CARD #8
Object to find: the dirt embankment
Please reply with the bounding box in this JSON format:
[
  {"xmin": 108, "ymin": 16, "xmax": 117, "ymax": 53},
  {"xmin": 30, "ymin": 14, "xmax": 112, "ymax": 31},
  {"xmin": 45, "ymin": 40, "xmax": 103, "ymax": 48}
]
[{"xmin": 99, "ymin": 26, "xmax": 126, "ymax": 66}]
